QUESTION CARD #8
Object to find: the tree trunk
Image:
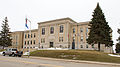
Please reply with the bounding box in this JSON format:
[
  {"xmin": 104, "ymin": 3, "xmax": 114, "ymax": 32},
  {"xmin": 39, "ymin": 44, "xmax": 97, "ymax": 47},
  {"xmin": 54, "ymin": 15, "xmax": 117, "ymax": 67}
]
[{"xmin": 98, "ymin": 42, "xmax": 100, "ymax": 51}]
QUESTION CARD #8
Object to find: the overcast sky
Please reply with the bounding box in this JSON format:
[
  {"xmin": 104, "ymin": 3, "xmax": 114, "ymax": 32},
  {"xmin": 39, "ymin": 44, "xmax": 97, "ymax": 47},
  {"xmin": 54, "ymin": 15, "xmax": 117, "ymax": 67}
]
[{"xmin": 0, "ymin": 0, "xmax": 120, "ymax": 46}]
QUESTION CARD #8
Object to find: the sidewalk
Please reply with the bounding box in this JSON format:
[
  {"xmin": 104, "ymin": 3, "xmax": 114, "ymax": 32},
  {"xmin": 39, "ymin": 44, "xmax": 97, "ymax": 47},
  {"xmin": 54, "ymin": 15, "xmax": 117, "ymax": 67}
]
[{"xmin": 23, "ymin": 56, "xmax": 120, "ymax": 66}]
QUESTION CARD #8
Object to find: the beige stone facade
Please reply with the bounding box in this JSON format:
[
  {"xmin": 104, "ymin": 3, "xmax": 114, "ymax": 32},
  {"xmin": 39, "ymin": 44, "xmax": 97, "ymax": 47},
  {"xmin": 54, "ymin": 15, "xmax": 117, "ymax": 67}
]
[
  {"xmin": 10, "ymin": 17, "xmax": 113, "ymax": 53},
  {"xmin": 10, "ymin": 31, "xmax": 24, "ymax": 50},
  {"xmin": 23, "ymin": 29, "xmax": 38, "ymax": 49}
]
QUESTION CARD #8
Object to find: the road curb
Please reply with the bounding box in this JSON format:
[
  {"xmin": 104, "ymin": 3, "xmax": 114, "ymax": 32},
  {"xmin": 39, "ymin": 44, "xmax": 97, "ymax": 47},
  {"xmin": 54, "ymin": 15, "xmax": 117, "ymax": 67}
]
[{"xmin": 22, "ymin": 56, "xmax": 120, "ymax": 66}]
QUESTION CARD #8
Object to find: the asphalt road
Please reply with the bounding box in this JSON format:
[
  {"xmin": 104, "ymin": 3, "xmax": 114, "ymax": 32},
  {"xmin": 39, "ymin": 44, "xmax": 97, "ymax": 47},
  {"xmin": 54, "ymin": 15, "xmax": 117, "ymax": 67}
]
[{"xmin": 0, "ymin": 56, "xmax": 119, "ymax": 67}]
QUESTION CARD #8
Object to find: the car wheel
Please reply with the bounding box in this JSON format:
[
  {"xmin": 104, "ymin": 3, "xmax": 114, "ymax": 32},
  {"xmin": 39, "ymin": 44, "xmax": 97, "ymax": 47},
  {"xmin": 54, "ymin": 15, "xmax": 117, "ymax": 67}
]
[
  {"xmin": 9, "ymin": 54, "xmax": 12, "ymax": 56},
  {"xmin": 3, "ymin": 54, "xmax": 5, "ymax": 56},
  {"xmin": 18, "ymin": 55, "xmax": 21, "ymax": 57},
  {"xmin": 12, "ymin": 53, "xmax": 15, "ymax": 57},
  {"xmin": 3, "ymin": 52, "xmax": 5, "ymax": 56}
]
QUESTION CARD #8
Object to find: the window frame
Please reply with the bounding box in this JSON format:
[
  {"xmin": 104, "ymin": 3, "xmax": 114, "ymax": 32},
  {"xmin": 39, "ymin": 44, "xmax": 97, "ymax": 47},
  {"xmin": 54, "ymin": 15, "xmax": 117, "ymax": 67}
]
[
  {"xmin": 50, "ymin": 27, "xmax": 54, "ymax": 34},
  {"xmin": 60, "ymin": 25, "xmax": 64, "ymax": 33},
  {"xmin": 42, "ymin": 28, "xmax": 45, "ymax": 35}
]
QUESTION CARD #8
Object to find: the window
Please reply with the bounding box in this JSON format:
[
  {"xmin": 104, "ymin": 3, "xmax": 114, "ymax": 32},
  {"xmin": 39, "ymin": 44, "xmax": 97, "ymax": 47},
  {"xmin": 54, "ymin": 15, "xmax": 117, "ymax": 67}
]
[
  {"xmin": 34, "ymin": 40, "xmax": 35, "ymax": 44},
  {"xmin": 28, "ymin": 34, "xmax": 29, "ymax": 38},
  {"xmin": 81, "ymin": 45, "xmax": 83, "ymax": 48},
  {"xmin": 60, "ymin": 25, "xmax": 64, "ymax": 33},
  {"xmin": 31, "ymin": 34, "xmax": 32, "ymax": 38},
  {"xmin": 34, "ymin": 33, "xmax": 36, "ymax": 38},
  {"xmin": 73, "ymin": 28, "xmax": 75, "ymax": 33},
  {"xmin": 50, "ymin": 27, "xmax": 54, "ymax": 34},
  {"xmin": 27, "ymin": 41, "xmax": 29, "ymax": 45},
  {"xmin": 62, "ymin": 37, "xmax": 63, "ymax": 42},
  {"xmin": 86, "ymin": 36, "xmax": 88, "ymax": 39},
  {"xmin": 25, "ymin": 34, "xmax": 27, "ymax": 38},
  {"xmin": 42, "ymin": 28, "xmax": 45, "ymax": 35},
  {"xmin": 86, "ymin": 28, "xmax": 88, "ymax": 33},
  {"xmin": 73, "ymin": 37, "xmax": 75, "ymax": 42},
  {"xmin": 41, "ymin": 38, "xmax": 45, "ymax": 43},
  {"xmin": 59, "ymin": 37, "xmax": 63, "ymax": 42},
  {"xmin": 80, "ymin": 28, "xmax": 83, "ymax": 33},
  {"xmin": 25, "ymin": 41, "xmax": 26, "ymax": 45},
  {"xmin": 92, "ymin": 44, "xmax": 94, "ymax": 48},
  {"xmin": 86, "ymin": 28, "xmax": 88, "ymax": 39},
  {"xmin": 31, "ymin": 40, "xmax": 32, "ymax": 45},
  {"xmin": 81, "ymin": 36, "xmax": 83, "ymax": 41},
  {"xmin": 86, "ymin": 45, "xmax": 88, "ymax": 48}
]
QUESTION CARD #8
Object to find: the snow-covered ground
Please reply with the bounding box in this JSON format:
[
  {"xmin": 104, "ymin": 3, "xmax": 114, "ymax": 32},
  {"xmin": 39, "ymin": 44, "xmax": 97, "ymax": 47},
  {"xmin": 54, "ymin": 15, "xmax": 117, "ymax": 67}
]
[
  {"xmin": 23, "ymin": 52, "xmax": 30, "ymax": 55},
  {"xmin": 38, "ymin": 48, "xmax": 69, "ymax": 50},
  {"xmin": 108, "ymin": 54, "xmax": 120, "ymax": 57},
  {"xmin": 0, "ymin": 52, "xmax": 3, "ymax": 55}
]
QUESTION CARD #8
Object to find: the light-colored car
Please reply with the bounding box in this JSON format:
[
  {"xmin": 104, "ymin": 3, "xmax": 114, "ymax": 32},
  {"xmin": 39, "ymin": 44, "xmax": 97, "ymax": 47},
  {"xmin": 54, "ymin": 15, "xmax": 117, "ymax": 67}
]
[{"xmin": 2, "ymin": 48, "xmax": 23, "ymax": 57}]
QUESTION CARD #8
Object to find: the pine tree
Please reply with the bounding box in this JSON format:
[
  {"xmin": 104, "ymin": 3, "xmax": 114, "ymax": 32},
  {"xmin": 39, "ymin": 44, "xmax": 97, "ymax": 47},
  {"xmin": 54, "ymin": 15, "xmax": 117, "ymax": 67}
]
[
  {"xmin": 0, "ymin": 17, "xmax": 12, "ymax": 49},
  {"xmin": 87, "ymin": 3, "xmax": 113, "ymax": 51},
  {"xmin": 115, "ymin": 29, "xmax": 120, "ymax": 53}
]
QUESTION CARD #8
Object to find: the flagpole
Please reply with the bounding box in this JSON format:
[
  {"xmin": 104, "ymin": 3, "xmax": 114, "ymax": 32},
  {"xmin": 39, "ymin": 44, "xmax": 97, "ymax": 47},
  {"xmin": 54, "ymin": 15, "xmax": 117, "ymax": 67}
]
[{"xmin": 28, "ymin": 19, "xmax": 31, "ymax": 58}]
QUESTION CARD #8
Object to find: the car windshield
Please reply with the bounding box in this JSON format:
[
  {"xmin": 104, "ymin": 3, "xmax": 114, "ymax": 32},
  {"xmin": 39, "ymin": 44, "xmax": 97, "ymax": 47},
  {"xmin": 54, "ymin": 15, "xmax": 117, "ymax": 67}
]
[{"xmin": 12, "ymin": 49, "xmax": 17, "ymax": 51}]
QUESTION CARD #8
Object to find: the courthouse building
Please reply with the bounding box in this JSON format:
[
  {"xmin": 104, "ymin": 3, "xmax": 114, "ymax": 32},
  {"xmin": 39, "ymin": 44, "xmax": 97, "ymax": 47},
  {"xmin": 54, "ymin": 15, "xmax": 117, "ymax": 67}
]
[{"xmin": 10, "ymin": 18, "xmax": 113, "ymax": 53}]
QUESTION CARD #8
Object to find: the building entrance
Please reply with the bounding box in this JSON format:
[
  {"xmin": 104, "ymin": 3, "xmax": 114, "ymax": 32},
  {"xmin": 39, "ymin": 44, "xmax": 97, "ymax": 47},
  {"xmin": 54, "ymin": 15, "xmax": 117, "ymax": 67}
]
[
  {"xmin": 72, "ymin": 42, "xmax": 75, "ymax": 49},
  {"xmin": 50, "ymin": 42, "xmax": 53, "ymax": 48}
]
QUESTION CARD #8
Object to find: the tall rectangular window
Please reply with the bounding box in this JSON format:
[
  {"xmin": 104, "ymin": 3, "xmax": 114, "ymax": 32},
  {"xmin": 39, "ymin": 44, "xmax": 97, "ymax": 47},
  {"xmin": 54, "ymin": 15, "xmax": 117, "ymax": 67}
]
[
  {"xmin": 25, "ymin": 34, "xmax": 26, "ymax": 38},
  {"xmin": 73, "ymin": 28, "xmax": 75, "ymax": 33},
  {"xmin": 28, "ymin": 34, "xmax": 29, "ymax": 38},
  {"xmin": 81, "ymin": 36, "xmax": 83, "ymax": 41},
  {"xmin": 50, "ymin": 27, "xmax": 54, "ymax": 34},
  {"xmin": 27, "ymin": 41, "xmax": 29, "ymax": 45},
  {"xmin": 60, "ymin": 25, "xmax": 64, "ymax": 33},
  {"xmin": 25, "ymin": 41, "xmax": 26, "ymax": 45},
  {"xmin": 86, "ymin": 28, "xmax": 88, "ymax": 39},
  {"xmin": 80, "ymin": 28, "xmax": 83, "ymax": 33},
  {"xmin": 42, "ymin": 28, "xmax": 45, "ymax": 35},
  {"xmin": 31, "ymin": 40, "xmax": 32, "ymax": 45},
  {"xmin": 86, "ymin": 44, "xmax": 88, "ymax": 48},
  {"xmin": 34, "ymin": 33, "xmax": 36, "ymax": 38},
  {"xmin": 59, "ymin": 37, "xmax": 63, "ymax": 42},
  {"xmin": 31, "ymin": 34, "xmax": 32, "ymax": 38},
  {"xmin": 86, "ymin": 28, "xmax": 88, "ymax": 33},
  {"xmin": 34, "ymin": 40, "xmax": 35, "ymax": 44},
  {"xmin": 41, "ymin": 38, "xmax": 45, "ymax": 43}
]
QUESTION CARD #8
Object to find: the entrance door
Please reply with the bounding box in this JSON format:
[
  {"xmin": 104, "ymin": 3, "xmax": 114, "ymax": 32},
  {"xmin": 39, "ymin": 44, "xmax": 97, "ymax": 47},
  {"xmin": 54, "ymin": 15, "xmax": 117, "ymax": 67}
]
[
  {"xmin": 72, "ymin": 42, "xmax": 75, "ymax": 49},
  {"xmin": 50, "ymin": 42, "xmax": 53, "ymax": 48}
]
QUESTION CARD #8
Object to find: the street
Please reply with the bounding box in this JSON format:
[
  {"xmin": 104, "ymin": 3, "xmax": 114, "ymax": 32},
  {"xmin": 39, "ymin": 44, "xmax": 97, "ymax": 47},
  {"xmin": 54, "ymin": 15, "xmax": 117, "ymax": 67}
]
[{"xmin": 0, "ymin": 56, "xmax": 119, "ymax": 67}]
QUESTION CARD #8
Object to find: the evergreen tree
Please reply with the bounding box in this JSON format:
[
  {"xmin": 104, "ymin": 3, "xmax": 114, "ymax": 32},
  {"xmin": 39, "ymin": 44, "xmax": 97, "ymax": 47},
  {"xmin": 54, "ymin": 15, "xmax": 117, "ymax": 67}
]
[
  {"xmin": 87, "ymin": 3, "xmax": 113, "ymax": 51},
  {"xmin": 0, "ymin": 17, "xmax": 12, "ymax": 49},
  {"xmin": 115, "ymin": 29, "xmax": 120, "ymax": 53}
]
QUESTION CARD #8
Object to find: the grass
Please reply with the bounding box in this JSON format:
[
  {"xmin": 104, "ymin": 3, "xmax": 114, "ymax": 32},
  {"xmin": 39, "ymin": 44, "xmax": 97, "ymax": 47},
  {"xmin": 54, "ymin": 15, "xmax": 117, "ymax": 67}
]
[
  {"xmin": 30, "ymin": 50, "xmax": 120, "ymax": 63},
  {"xmin": 0, "ymin": 49, "xmax": 5, "ymax": 52}
]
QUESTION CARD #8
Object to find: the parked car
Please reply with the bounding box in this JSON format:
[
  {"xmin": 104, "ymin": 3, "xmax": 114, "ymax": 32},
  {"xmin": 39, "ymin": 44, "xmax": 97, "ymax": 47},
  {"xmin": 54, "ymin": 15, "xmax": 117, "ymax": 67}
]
[{"xmin": 2, "ymin": 48, "xmax": 23, "ymax": 57}]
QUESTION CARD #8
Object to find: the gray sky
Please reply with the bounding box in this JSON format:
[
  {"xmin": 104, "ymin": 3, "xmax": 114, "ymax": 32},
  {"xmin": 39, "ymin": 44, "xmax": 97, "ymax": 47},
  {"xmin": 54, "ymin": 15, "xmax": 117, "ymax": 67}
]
[{"xmin": 0, "ymin": 0, "xmax": 120, "ymax": 46}]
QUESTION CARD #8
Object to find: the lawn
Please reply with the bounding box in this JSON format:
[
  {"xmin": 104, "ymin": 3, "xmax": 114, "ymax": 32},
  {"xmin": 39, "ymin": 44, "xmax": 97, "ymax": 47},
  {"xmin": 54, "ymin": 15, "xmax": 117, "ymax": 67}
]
[
  {"xmin": 30, "ymin": 50, "xmax": 120, "ymax": 63},
  {"xmin": 0, "ymin": 49, "xmax": 5, "ymax": 52}
]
